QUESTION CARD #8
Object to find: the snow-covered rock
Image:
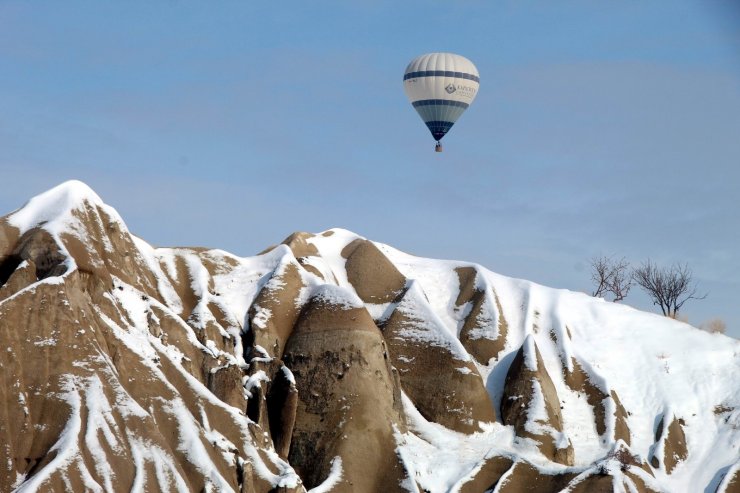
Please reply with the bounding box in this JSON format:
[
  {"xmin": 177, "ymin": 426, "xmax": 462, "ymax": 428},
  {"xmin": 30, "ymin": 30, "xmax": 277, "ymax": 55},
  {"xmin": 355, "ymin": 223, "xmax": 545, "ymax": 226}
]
[{"xmin": 0, "ymin": 181, "xmax": 738, "ymax": 493}]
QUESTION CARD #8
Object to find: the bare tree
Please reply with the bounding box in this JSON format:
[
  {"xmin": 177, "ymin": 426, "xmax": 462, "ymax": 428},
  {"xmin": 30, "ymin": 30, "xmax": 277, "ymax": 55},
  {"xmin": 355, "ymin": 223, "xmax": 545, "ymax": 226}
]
[
  {"xmin": 608, "ymin": 258, "xmax": 632, "ymax": 302},
  {"xmin": 590, "ymin": 256, "xmax": 611, "ymax": 298},
  {"xmin": 590, "ymin": 255, "xmax": 632, "ymax": 302},
  {"xmin": 632, "ymin": 260, "xmax": 707, "ymax": 317}
]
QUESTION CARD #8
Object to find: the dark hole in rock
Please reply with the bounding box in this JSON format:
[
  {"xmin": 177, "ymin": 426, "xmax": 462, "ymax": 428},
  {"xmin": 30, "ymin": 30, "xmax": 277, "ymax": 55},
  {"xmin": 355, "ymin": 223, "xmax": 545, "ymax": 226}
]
[{"xmin": 0, "ymin": 254, "xmax": 22, "ymax": 287}]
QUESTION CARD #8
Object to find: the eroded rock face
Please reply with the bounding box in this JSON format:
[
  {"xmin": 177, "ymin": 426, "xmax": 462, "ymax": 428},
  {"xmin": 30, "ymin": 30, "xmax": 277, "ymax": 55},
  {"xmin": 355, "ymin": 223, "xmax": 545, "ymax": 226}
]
[
  {"xmin": 465, "ymin": 454, "xmax": 661, "ymax": 493},
  {"xmin": 0, "ymin": 183, "xmax": 301, "ymax": 492},
  {"xmin": 7, "ymin": 228, "xmax": 68, "ymax": 280},
  {"xmin": 567, "ymin": 442, "xmax": 661, "ymax": 493},
  {"xmin": 650, "ymin": 412, "xmax": 688, "ymax": 474},
  {"xmin": 283, "ymin": 286, "xmax": 407, "ymax": 492},
  {"xmin": 340, "ymin": 239, "xmax": 406, "ymax": 304},
  {"xmin": 564, "ymin": 358, "xmax": 632, "ymax": 445},
  {"xmin": 208, "ymin": 363, "xmax": 248, "ymax": 410},
  {"xmin": 281, "ymin": 232, "xmax": 320, "ymax": 259},
  {"xmin": 458, "ymin": 456, "xmax": 514, "ymax": 493},
  {"xmin": 383, "ymin": 281, "xmax": 496, "ymax": 433},
  {"xmin": 267, "ymin": 365, "xmax": 299, "ymax": 459},
  {"xmin": 455, "ymin": 267, "xmax": 509, "ymax": 364},
  {"xmin": 568, "ymin": 475, "xmax": 623, "ymax": 493},
  {"xmin": 54, "ymin": 196, "xmax": 162, "ymax": 300},
  {"xmin": 494, "ymin": 461, "xmax": 577, "ymax": 493},
  {"xmin": 626, "ymin": 473, "xmax": 663, "ymax": 493},
  {"xmin": 243, "ymin": 355, "xmax": 300, "ymax": 462},
  {"xmin": 247, "ymin": 259, "xmax": 305, "ymax": 359},
  {"xmin": 501, "ymin": 336, "xmax": 574, "ymax": 465},
  {"xmin": 0, "ymin": 268, "xmax": 287, "ymax": 492}
]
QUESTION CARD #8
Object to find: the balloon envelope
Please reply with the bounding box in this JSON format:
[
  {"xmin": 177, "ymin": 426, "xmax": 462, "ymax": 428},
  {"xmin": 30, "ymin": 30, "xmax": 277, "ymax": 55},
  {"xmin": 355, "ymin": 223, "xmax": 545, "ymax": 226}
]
[{"xmin": 403, "ymin": 53, "xmax": 480, "ymax": 142}]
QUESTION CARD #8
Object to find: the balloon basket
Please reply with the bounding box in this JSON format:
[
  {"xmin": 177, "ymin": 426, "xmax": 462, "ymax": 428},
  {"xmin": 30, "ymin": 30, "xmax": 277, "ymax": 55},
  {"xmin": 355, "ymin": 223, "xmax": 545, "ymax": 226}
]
[{"xmin": 435, "ymin": 142, "xmax": 443, "ymax": 152}]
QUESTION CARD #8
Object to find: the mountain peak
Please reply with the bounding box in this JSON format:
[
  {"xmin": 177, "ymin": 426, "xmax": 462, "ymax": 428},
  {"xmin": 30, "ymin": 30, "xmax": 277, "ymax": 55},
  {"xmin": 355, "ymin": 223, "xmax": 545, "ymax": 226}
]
[{"xmin": 7, "ymin": 179, "xmax": 110, "ymax": 235}]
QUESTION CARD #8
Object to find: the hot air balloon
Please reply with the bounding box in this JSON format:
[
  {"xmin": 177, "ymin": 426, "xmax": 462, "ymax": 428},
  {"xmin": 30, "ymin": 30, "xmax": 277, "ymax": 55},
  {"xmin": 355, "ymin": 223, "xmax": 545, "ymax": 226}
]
[{"xmin": 403, "ymin": 53, "xmax": 479, "ymax": 152}]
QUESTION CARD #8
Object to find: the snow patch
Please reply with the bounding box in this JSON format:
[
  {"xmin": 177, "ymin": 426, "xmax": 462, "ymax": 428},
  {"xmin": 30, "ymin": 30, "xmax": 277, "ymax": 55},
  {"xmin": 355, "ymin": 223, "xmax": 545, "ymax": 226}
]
[
  {"xmin": 310, "ymin": 284, "xmax": 364, "ymax": 310},
  {"xmin": 307, "ymin": 456, "xmax": 343, "ymax": 493}
]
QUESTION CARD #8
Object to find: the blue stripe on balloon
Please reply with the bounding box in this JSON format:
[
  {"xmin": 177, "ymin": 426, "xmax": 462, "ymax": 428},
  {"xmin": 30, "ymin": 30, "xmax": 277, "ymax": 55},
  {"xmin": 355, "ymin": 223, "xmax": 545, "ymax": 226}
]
[
  {"xmin": 412, "ymin": 99, "xmax": 469, "ymax": 109},
  {"xmin": 403, "ymin": 71, "xmax": 480, "ymax": 82},
  {"xmin": 424, "ymin": 121, "xmax": 455, "ymax": 140}
]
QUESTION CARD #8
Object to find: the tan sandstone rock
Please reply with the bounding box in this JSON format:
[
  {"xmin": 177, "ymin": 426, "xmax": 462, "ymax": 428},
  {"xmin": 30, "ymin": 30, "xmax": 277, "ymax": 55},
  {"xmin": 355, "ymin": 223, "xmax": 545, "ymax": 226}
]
[
  {"xmin": 500, "ymin": 336, "xmax": 574, "ymax": 466},
  {"xmin": 383, "ymin": 280, "xmax": 496, "ymax": 433},
  {"xmin": 283, "ymin": 285, "xmax": 407, "ymax": 492}
]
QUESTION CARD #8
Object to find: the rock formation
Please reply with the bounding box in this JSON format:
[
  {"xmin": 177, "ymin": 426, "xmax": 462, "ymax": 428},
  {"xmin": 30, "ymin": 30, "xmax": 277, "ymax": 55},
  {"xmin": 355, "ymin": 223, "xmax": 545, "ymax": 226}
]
[
  {"xmin": 455, "ymin": 266, "xmax": 509, "ymax": 364},
  {"xmin": 340, "ymin": 238, "xmax": 406, "ymax": 304},
  {"xmin": 283, "ymin": 285, "xmax": 407, "ymax": 492},
  {"xmin": 563, "ymin": 357, "xmax": 632, "ymax": 446},
  {"xmin": 650, "ymin": 411, "xmax": 688, "ymax": 474},
  {"xmin": 500, "ymin": 335, "xmax": 574, "ymax": 465},
  {"xmin": 383, "ymin": 281, "xmax": 496, "ymax": 433},
  {"xmin": 0, "ymin": 181, "xmax": 738, "ymax": 493}
]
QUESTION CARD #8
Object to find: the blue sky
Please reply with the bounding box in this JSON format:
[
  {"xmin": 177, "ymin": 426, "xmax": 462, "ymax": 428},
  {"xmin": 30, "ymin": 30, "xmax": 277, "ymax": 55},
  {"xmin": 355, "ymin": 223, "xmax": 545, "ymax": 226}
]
[{"xmin": 1, "ymin": 1, "xmax": 739, "ymax": 336}]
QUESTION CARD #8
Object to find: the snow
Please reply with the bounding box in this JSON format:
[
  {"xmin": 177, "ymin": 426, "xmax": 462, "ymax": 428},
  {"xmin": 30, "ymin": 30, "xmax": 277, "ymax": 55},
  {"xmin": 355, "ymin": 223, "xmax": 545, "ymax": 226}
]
[
  {"xmin": 98, "ymin": 282, "xmax": 303, "ymax": 490},
  {"xmin": 280, "ymin": 365, "xmax": 296, "ymax": 386},
  {"xmin": 0, "ymin": 275, "xmax": 65, "ymax": 309},
  {"xmin": 82, "ymin": 375, "xmax": 123, "ymax": 492},
  {"xmin": 17, "ymin": 392, "xmax": 29, "ymax": 417},
  {"xmin": 364, "ymin": 301, "xmax": 395, "ymax": 322},
  {"xmin": 524, "ymin": 381, "xmax": 548, "ymax": 431},
  {"xmin": 208, "ymin": 245, "xmax": 295, "ymax": 333},
  {"xmin": 131, "ymin": 239, "xmax": 184, "ymax": 314},
  {"xmin": 377, "ymin": 237, "xmax": 740, "ymax": 490},
  {"xmin": 32, "ymin": 337, "xmax": 57, "ymax": 347},
  {"xmin": 163, "ymin": 399, "xmax": 235, "ymax": 492},
  {"xmin": 7, "ymin": 180, "xmax": 106, "ymax": 234},
  {"xmin": 307, "ymin": 456, "xmax": 343, "ymax": 493},
  {"xmin": 304, "ymin": 229, "xmax": 359, "ymax": 286},
  {"xmin": 245, "ymin": 370, "xmax": 269, "ymax": 398},
  {"xmin": 251, "ymin": 305, "xmax": 272, "ymax": 329},
  {"xmin": 6, "ymin": 180, "xmax": 130, "ymax": 276},
  {"xmin": 128, "ymin": 434, "xmax": 190, "ymax": 493},
  {"xmin": 15, "ymin": 375, "xmax": 96, "ymax": 493},
  {"xmin": 715, "ymin": 460, "xmax": 740, "ymax": 493},
  {"xmin": 395, "ymin": 392, "xmax": 537, "ymax": 493},
  {"xmin": 391, "ymin": 280, "xmax": 472, "ymax": 362},
  {"xmin": 309, "ymin": 283, "xmax": 364, "ymax": 309},
  {"xmin": 521, "ymin": 335, "xmax": 538, "ymax": 371}
]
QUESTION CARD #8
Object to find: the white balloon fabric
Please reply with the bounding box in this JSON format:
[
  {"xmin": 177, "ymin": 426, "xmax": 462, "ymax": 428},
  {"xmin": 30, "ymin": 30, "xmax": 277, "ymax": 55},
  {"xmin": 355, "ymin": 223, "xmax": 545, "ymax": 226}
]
[{"xmin": 403, "ymin": 53, "xmax": 480, "ymax": 143}]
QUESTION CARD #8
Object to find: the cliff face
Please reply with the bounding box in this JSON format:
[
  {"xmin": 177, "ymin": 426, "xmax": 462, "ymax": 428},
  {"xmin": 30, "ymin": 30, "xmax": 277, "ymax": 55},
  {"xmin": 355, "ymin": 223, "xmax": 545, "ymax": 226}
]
[
  {"xmin": 1, "ymin": 181, "xmax": 739, "ymax": 493},
  {"xmin": 0, "ymin": 183, "xmax": 302, "ymax": 493}
]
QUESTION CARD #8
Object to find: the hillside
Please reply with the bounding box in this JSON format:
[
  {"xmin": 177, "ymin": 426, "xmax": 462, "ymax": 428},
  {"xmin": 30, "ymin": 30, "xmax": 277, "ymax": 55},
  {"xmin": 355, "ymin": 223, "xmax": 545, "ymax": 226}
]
[{"xmin": 0, "ymin": 180, "xmax": 738, "ymax": 493}]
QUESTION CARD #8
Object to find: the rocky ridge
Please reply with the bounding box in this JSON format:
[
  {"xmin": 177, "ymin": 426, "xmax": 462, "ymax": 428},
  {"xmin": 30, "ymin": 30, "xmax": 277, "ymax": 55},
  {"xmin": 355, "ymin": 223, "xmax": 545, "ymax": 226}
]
[{"xmin": 0, "ymin": 181, "xmax": 738, "ymax": 493}]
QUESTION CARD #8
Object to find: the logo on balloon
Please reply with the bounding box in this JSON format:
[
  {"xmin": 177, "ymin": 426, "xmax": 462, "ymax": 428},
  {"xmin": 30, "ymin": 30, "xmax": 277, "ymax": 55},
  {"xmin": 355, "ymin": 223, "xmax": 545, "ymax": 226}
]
[{"xmin": 445, "ymin": 83, "xmax": 457, "ymax": 94}]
